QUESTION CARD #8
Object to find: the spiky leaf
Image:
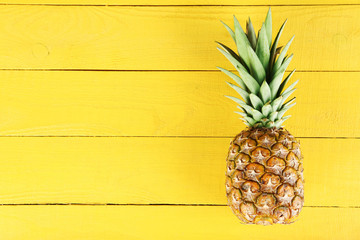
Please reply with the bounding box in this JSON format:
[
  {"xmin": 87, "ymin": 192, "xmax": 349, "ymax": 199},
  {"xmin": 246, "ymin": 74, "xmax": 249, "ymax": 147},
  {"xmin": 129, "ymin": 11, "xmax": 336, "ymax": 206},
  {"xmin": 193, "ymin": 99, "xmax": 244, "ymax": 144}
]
[
  {"xmin": 233, "ymin": 16, "xmax": 252, "ymax": 68},
  {"xmin": 269, "ymin": 54, "xmax": 293, "ymax": 98},
  {"xmin": 235, "ymin": 111, "xmax": 247, "ymax": 117},
  {"xmin": 237, "ymin": 103, "xmax": 253, "ymax": 114},
  {"xmin": 251, "ymin": 108, "xmax": 264, "ymax": 121},
  {"xmin": 278, "ymin": 102, "xmax": 296, "ymax": 119},
  {"xmin": 261, "ymin": 103, "xmax": 272, "ymax": 117},
  {"xmin": 217, "ymin": 47, "xmax": 247, "ymax": 73},
  {"xmin": 264, "ymin": 8, "xmax": 272, "ymax": 47},
  {"xmin": 255, "ymin": 23, "xmax": 270, "ymax": 70},
  {"xmin": 220, "ymin": 20, "xmax": 235, "ymax": 42},
  {"xmin": 247, "ymin": 45, "xmax": 266, "ymax": 83},
  {"xmin": 280, "ymin": 88, "xmax": 296, "ymax": 104},
  {"xmin": 259, "ymin": 80, "xmax": 271, "ymax": 103},
  {"xmin": 269, "ymin": 112, "xmax": 278, "ymax": 121},
  {"xmin": 282, "ymin": 79, "xmax": 299, "ymax": 96},
  {"xmin": 217, "ymin": 67, "xmax": 247, "ymax": 89},
  {"xmin": 269, "ymin": 19, "xmax": 287, "ymax": 71},
  {"xmin": 225, "ymin": 95, "xmax": 245, "ymax": 105},
  {"xmin": 268, "ymin": 46, "xmax": 282, "ymax": 79},
  {"xmin": 244, "ymin": 116, "xmax": 256, "ymax": 125},
  {"xmin": 272, "ymin": 36, "xmax": 295, "ymax": 74},
  {"xmin": 249, "ymin": 93, "xmax": 264, "ymax": 110},
  {"xmin": 246, "ymin": 18, "xmax": 257, "ymax": 50},
  {"xmin": 226, "ymin": 82, "xmax": 249, "ymax": 102},
  {"xmin": 271, "ymin": 96, "xmax": 283, "ymax": 111},
  {"xmin": 216, "ymin": 42, "xmax": 242, "ymax": 65},
  {"xmin": 237, "ymin": 67, "xmax": 261, "ymax": 94},
  {"xmin": 278, "ymin": 69, "xmax": 296, "ymax": 94}
]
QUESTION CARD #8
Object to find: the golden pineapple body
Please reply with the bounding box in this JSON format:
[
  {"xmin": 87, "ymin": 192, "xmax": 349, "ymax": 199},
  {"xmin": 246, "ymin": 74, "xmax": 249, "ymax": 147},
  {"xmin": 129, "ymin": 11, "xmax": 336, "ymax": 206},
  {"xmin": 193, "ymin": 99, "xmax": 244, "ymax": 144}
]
[{"xmin": 226, "ymin": 127, "xmax": 304, "ymax": 225}]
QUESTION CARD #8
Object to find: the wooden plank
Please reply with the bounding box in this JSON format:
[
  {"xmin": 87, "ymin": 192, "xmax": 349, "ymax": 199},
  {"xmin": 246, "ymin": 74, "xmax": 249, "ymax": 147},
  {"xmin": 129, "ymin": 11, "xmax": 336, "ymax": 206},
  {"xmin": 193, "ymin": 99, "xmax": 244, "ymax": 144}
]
[
  {"xmin": 0, "ymin": 206, "xmax": 358, "ymax": 239},
  {"xmin": 0, "ymin": 137, "xmax": 358, "ymax": 206},
  {"xmin": 0, "ymin": 71, "xmax": 358, "ymax": 137},
  {"xmin": 1, "ymin": 0, "xmax": 360, "ymax": 5},
  {"xmin": 0, "ymin": 6, "xmax": 358, "ymax": 70}
]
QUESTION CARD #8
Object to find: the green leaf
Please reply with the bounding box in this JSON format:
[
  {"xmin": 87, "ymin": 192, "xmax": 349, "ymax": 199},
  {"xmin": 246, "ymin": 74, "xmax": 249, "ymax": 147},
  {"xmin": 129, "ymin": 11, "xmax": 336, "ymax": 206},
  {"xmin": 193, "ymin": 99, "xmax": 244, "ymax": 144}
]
[
  {"xmin": 235, "ymin": 111, "xmax": 247, "ymax": 117},
  {"xmin": 283, "ymin": 97, "xmax": 296, "ymax": 107},
  {"xmin": 244, "ymin": 117, "xmax": 256, "ymax": 125},
  {"xmin": 225, "ymin": 95, "xmax": 245, "ymax": 105},
  {"xmin": 237, "ymin": 102, "xmax": 253, "ymax": 114},
  {"xmin": 226, "ymin": 82, "xmax": 249, "ymax": 102},
  {"xmin": 282, "ymin": 115, "xmax": 291, "ymax": 121},
  {"xmin": 269, "ymin": 112, "xmax": 278, "ymax": 121},
  {"xmin": 278, "ymin": 69, "xmax": 296, "ymax": 94},
  {"xmin": 255, "ymin": 23, "xmax": 270, "ymax": 71},
  {"xmin": 216, "ymin": 42, "xmax": 242, "ymax": 64},
  {"xmin": 261, "ymin": 103, "xmax": 272, "ymax": 117},
  {"xmin": 249, "ymin": 93, "xmax": 264, "ymax": 110},
  {"xmin": 268, "ymin": 46, "xmax": 283, "ymax": 79},
  {"xmin": 282, "ymin": 79, "xmax": 299, "ymax": 96},
  {"xmin": 247, "ymin": 45, "xmax": 266, "ymax": 83},
  {"xmin": 275, "ymin": 115, "xmax": 291, "ymax": 128},
  {"xmin": 272, "ymin": 36, "xmax": 295, "ymax": 75},
  {"xmin": 269, "ymin": 19, "xmax": 287, "ymax": 71},
  {"xmin": 233, "ymin": 16, "xmax": 252, "ymax": 69},
  {"xmin": 264, "ymin": 8, "xmax": 272, "ymax": 47},
  {"xmin": 259, "ymin": 80, "xmax": 271, "ymax": 103},
  {"xmin": 217, "ymin": 67, "xmax": 247, "ymax": 89},
  {"xmin": 217, "ymin": 41, "xmax": 249, "ymax": 70},
  {"xmin": 251, "ymin": 108, "xmax": 264, "ymax": 121},
  {"xmin": 237, "ymin": 67, "xmax": 261, "ymax": 94},
  {"xmin": 217, "ymin": 47, "xmax": 246, "ymax": 72},
  {"xmin": 269, "ymin": 54, "xmax": 293, "ymax": 98},
  {"xmin": 246, "ymin": 18, "xmax": 257, "ymax": 50},
  {"xmin": 243, "ymin": 120, "xmax": 251, "ymax": 127},
  {"xmin": 278, "ymin": 102, "xmax": 296, "ymax": 119},
  {"xmin": 220, "ymin": 20, "xmax": 235, "ymax": 42},
  {"xmin": 274, "ymin": 119, "xmax": 285, "ymax": 128},
  {"xmin": 271, "ymin": 96, "xmax": 283, "ymax": 111},
  {"xmin": 280, "ymin": 88, "xmax": 296, "ymax": 105},
  {"xmin": 266, "ymin": 121, "xmax": 275, "ymax": 128}
]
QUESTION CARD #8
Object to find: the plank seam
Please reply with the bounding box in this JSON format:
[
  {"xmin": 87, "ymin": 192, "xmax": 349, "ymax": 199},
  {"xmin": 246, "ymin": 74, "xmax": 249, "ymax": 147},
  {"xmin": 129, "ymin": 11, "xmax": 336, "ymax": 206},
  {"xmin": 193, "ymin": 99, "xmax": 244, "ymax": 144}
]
[
  {"xmin": 0, "ymin": 3, "xmax": 358, "ymax": 7},
  {"xmin": 0, "ymin": 203, "xmax": 358, "ymax": 208},
  {"xmin": 0, "ymin": 136, "xmax": 359, "ymax": 139},
  {"xmin": 0, "ymin": 69, "xmax": 359, "ymax": 73}
]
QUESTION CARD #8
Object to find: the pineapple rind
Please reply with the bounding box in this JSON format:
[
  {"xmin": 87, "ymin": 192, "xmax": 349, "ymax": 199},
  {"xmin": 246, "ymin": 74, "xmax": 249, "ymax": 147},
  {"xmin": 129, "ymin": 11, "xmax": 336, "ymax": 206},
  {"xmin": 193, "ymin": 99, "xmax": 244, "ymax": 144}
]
[{"xmin": 226, "ymin": 127, "xmax": 304, "ymax": 225}]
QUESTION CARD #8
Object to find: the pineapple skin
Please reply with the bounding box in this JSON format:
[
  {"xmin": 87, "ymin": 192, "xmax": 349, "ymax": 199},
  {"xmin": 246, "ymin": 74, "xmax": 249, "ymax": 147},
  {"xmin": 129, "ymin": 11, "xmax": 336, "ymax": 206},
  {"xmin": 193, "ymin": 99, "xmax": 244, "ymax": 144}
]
[{"xmin": 226, "ymin": 127, "xmax": 304, "ymax": 225}]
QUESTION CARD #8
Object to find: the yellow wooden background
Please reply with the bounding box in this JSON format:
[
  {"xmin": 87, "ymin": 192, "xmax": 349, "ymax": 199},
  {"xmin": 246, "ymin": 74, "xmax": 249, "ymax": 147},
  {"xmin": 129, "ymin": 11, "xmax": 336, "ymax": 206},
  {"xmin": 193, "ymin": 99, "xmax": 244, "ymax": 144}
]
[{"xmin": 0, "ymin": 1, "xmax": 359, "ymax": 239}]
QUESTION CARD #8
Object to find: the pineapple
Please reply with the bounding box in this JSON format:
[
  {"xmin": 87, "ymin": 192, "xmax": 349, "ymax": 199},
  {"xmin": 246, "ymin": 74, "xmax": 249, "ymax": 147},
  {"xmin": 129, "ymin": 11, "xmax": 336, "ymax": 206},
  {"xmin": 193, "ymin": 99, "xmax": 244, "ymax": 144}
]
[{"xmin": 217, "ymin": 8, "xmax": 304, "ymax": 225}]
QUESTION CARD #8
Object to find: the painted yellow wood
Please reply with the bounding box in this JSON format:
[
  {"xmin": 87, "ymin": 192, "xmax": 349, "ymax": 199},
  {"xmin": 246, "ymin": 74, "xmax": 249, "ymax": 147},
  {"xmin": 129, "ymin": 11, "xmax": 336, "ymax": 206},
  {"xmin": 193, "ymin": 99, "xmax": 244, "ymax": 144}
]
[
  {"xmin": 0, "ymin": 206, "xmax": 358, "ymax": 239},
  {"xmin": 0, "ymin": 137, "xmax": 358, "ymax": 206},
  {"xmin": 1, "ymin": 0, "xmax": 359, "ymax": 5},
  {"xmin": 0, "ymin": 0, "xmax": 360, "ymax": 6},
  {"xmin": 0, "ymin": 6, "xmax": 358, "ymax": 70},
  {"xmin": 0, "ymin": 71, "xmax": 358, "ymax": 137}
]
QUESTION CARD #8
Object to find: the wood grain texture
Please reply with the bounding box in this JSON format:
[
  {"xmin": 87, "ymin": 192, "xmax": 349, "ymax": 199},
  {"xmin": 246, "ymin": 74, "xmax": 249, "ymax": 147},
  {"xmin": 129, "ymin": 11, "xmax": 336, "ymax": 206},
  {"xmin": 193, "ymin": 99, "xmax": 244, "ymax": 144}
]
[
  {"xmin": 0, "ymin": 6, "xmax": 358, "ymax": 70},
  {"xmin": 0, "ymin": 137, "xmax": 358, "ymax": 206},
  {"xmin": 1, "ymin": 0, "xmax": 359, "ymax": 5},
  {"xmin": 0, "ymin": 206, "xmax": 359, "ymax": 239},
  {"xmin": 0, "ymin": 71, "xmax": 358, "ymax": 137}
]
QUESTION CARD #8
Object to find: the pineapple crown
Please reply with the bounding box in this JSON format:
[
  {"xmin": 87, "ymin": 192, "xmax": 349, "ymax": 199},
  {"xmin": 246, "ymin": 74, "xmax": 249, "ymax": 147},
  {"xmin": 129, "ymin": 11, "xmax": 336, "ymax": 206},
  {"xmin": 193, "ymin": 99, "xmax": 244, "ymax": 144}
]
[{"xmin": 217, "ymin": 8, "xmax": 298, "ymax": 129}]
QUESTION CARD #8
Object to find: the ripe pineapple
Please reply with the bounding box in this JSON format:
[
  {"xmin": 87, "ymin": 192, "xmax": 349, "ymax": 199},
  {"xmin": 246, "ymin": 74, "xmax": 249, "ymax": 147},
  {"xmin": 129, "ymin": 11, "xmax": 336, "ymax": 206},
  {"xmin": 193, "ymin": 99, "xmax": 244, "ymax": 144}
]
[{"xmin": 217, "ymin": 8, "xmax": 304, "ymax": 225}]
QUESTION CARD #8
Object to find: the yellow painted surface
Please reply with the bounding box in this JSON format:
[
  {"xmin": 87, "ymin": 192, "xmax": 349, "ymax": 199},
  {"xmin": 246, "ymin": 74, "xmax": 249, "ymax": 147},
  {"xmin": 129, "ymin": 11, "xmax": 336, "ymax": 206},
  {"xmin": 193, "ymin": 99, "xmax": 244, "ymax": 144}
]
[
  {"xmin": 0, "ymin": 137, "xmax": 358, "ymax": 206},
  {"xmin": 0, "ymin": 2, "xmax": 358, "ymax": 239},
  {"xmin": 2, "ymin": 0, "xmax": 360, "ymax": 5},
  {"xmin": 0, "ymin": 71, "xmax": 359, "ymax": 137},
  {"xmin": 0, "ymin": 6, "xmax": 358, "ymax": 70},
  {"xmin": 0, "ymin": 206, "xmax": 359, "ymax": 240}
]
